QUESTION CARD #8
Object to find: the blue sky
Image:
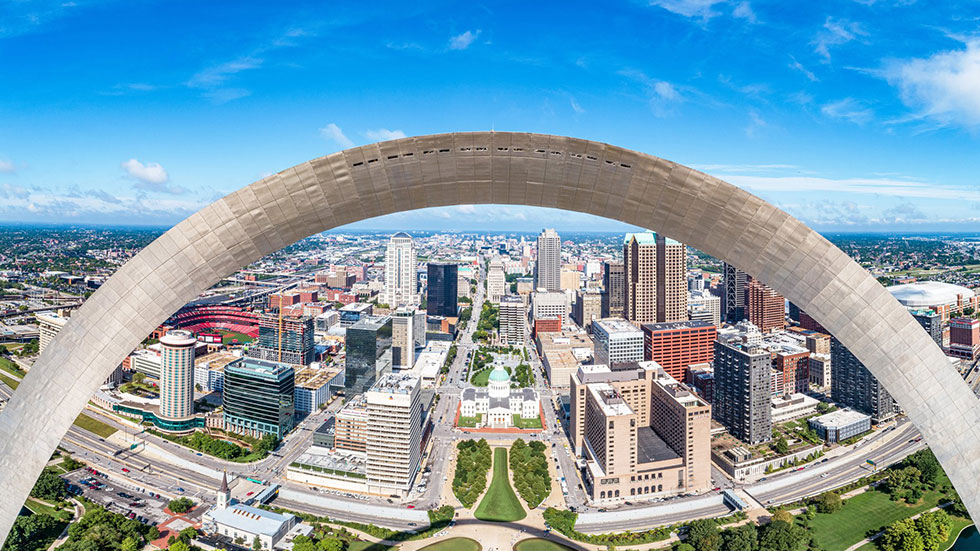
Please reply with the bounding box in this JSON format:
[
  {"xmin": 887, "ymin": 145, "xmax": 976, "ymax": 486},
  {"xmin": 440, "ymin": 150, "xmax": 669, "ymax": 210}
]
[{"xmin": 1, "ymin": 0, "xmax": 980, "ymax": 232}]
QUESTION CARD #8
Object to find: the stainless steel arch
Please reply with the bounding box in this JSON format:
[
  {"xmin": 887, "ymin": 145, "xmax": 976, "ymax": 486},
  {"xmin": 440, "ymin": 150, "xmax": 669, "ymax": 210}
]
[{"xmin": 1, "ymin": 131, "xmax": 978, "ymax": 540}]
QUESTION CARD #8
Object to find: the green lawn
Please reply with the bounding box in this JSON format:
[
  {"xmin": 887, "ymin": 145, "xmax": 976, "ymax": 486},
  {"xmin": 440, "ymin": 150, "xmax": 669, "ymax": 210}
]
[
  {"xmin": 474, "ymin": 447, "xmax": 526, "ymax": 522},
  {"xmin": 514, "ymin": 539, "xmax": 576, "ymax": 551},
  {"xmin": 0, "ymin": 356, "xmax": 24, "ymax": 377},
  {"xmin": 470, "ymin": 368, "xmax": 492, "ymax": 386},
  {"xmin": 809, "ymin": 487, "xmax": 951, "ymax": 551},
  {"xmin": 457, "ymin": 414, "xmax": 482, "ymax": 428},
  {"xmin": 0, "ymin": 372, "xmax": 20, "ymax": 390},
  {"xmin": 72, "ymin": 413, "xmax": 117, "ymax": 438},
  {"xmin": 512, "ymin": 415, "xmax": 542, "ymax": 429},
  {"xmin": 417, "ymin": 537, "xmax": 482, "ymax": 551}
]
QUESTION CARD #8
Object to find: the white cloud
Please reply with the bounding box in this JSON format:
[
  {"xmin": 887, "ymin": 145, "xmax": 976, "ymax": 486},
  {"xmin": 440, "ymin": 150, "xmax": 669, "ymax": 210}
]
[
  {"xmin": 745, "ymin": 110, "xmax": 767, "ymax": 137},
  {"xmin": 789, "ymin": 56, "xmax": 818, "ymax": 82},
  {"xmin": 449, "ymin": 30, "xmax": 481, "ymax": 50},
  {"xmin": 885, "ymin": 39, "xmax": 980, "ymax": 128},
  {"xmin": 619, "ymin": 70, "xmax": 684, "ymax": 116},
  {"xmin": 365, "ymin": 129, "xmax": 407, "ymax": 141},
  {"xmin": 715, "ymin": 173, "xmax": 979, "ymax": 202},
  {"xmin": 732, "ymin": 2, "xmax": 757, "ymax": 23},
  {"xmin": 121, "ymin": 158, "xmax": 168, "ymax": 185},
  {"xmin": 648, "ymin": 0, "xmax": 726, "ymax": 20},
  {"xmin": 0, "ymin": 159, "xmax": 14, "ymax": 173},
  {"xmin": 187, "ymin": 56, "xmax": 263, "ymax": 89},
  {"xmin": 821, "ymin": 97, "xmax": 874, "ymax": 124},
  {"xmin": 813, "ymin": 17, "xmax": 866, "ymax": 63},
  {"xmin": 456, "ymin": 204, "xmax": 477, "ymax": 214},
  {"xmin": 320, "ymin": 123, "xmax": 354, "ymax": 148},
  {"xmin": 570, "ymin": 97, "xmax": 585, "ymax": 114}
]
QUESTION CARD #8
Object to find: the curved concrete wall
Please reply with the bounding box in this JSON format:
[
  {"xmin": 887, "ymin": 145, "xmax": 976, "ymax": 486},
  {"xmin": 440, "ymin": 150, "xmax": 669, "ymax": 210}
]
[{"xmin": 1, "ymin": 132, "xmax": 978, "ymax": 540}]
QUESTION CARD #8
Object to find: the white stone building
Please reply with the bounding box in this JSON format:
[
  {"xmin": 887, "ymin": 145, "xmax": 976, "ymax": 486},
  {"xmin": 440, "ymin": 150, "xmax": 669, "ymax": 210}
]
[{"xmin": 460, "ymin": 365, "xmax": 540, "ymax": 428}]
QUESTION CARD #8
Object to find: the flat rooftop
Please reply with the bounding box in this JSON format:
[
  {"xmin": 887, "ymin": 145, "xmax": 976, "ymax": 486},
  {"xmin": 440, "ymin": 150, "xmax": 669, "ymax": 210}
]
[{"xmin": 637, "ymin": 426, "xmax": 680, "ymax": 464}]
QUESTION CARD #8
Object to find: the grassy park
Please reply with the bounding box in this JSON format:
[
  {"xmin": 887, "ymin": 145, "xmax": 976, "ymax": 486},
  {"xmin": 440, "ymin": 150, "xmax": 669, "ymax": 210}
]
[
  {"xmin": 0, "ymin": 372, "xmax": 20, "ymax": 390},
  {"xmin": 0, "ymin": 356, "xmax": 25, "ymax": 377},
  {"xmin": 474, "ymin": 447, "xmax": 526, "ymax": 522},
  {"xmin": 512, "ymin": 415, "xmax": 543, "ymax": 429},
  {"xmin": 457, "ymin": 414, "xmax": 482, "ymax": 428},
  {"xmin": 809, "ymin": 484, "xmax": 952, "ymax": 550},
  {"xmin": 514, "ymin": 539, "xmax": 576, "ymax": 551},
  {"xmin": 417, "ymin": 538, "xmax": 482, "ymax": 551}
]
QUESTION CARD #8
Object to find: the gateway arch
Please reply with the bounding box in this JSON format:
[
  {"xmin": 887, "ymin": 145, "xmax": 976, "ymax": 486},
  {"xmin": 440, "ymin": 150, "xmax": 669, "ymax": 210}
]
[{"xmin": 1, "ymin": 131, "xmax": 978, "ymax": 539}]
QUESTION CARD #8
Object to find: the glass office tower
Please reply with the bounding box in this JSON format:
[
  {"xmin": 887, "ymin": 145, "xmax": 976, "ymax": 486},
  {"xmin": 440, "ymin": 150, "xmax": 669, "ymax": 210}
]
[
  {"xmin": 223, "ymin": 358, "xmax": 296, "ymax": 438},
  {"xmin": 344, "ymin": 315, "xmax": 393, "ymax": 396}
]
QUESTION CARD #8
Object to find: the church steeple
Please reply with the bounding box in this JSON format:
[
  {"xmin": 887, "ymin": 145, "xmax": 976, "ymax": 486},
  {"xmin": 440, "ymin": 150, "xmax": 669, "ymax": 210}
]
[{"xmin": 217, "ymin": 471, "xmax": 230, "ymax": 509}]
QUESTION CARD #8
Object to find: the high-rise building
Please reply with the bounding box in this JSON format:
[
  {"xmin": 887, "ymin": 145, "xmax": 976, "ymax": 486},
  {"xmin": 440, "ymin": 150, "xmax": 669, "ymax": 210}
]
[
  {"xmin": 249, "ymin": 313, "xmax": 315, "ymax": 366},
  {"xmin": 809, "ymin": 354, "xmax": 832, "ymax": 389},
  {"xmin": 910, "ymin": 309, "xmax": 942, "ymax": 348},
  {"xmin": 601, "ymin": 261, "xmax": 625, "ymax": 319},
  {"xmin": 948, "ymin": 317, "xmax": 980, "ymax": 360},
  {"xmin": 713, "ymin": 338, "xmax": 772, "ymax": 445},
  {"xmin": 723, "ymin": 262, "xmax": 748, "ymax": 323},
  {"xmin": 384, "ymin": 232, "xmax": 417, "ymax": 307},
  {"xmin": 624, "ymin": 232, "xmax": 686, "ymax": 324},
  {"xmin": 569, "ymin": 362, "xmax": 710, "ymax": 503},
  {"xmin": 831, "ymin": 338, "xmax": 897, "ymax": 423},
  {"xmin": 535, "ymin": 228, "xmax": 561, "ymax": 291},
  {"xmin": 572, "ymin": 289, "xmax": 603, "ymax": 331},
  {"xmin": 365, "ymin": 374, "xmax": 422, "ymax": 497},
  {"xmin": 159, "ymin": 330, "xmax": 197, "ymax": 423},
  {"xmin": 532, "ymin": 290, "xmax": 569, "ymax": 327},
  {"xmin": 487, "ymin": 258, "xmax": 506, "ymax": 303},
  {"xmin": 223, "ymin": 358, "xmax": 295, "ymax": 438},
  {"xmin": 592, "ymin": 319, "xmax": 644, "ymax": 367},
  {"xmin": 36, "ymin": 311, "xmax": 70, "ymax": 354},
  {"xmin": 688, "ymin": 290, "xmax": 721, "ymax": 326},
  {"xmin": 499, "ymin": 295, "xmax": 526, "ymax": 346},
  {"xmin": 344, "ymin": 315, "xmax": 393, "ymax": 396},
  {"xmin": 560, "ymin": 270, "xmax": 581, "ymax": 291},
  {"xmin": 641, "ymin": 320, "xmax": 716, "ymax": 383},
  {"xmin": 391, "ymin": 307, "xmax": 418, "ymax": 370},
  {"xmin": 746, "ymin": 278, "xmax": 785, "ymax": 333},
  {"xmin": 426, "ymin": 262, "xmax": 458, "ymax": 317}
]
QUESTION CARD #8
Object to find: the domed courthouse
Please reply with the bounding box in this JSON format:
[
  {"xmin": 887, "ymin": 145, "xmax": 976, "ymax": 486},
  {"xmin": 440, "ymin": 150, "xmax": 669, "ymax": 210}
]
[{"xmin": 460, "ymin": 366, "xmax": 540, "ymax": 428}]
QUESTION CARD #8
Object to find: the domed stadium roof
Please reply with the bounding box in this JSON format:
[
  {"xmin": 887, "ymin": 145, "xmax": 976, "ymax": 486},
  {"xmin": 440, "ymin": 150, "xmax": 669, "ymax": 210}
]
[
  {"xmin": 392, "ymin": 231, "xmax": 411, "ymax": 239},
  {"xmin": 887, "ymin": 281, "xmax": 976, "ymax": 309},
  {"xmin": 488, "ymin": 366, "xmax": 510, "ymax": 382}
]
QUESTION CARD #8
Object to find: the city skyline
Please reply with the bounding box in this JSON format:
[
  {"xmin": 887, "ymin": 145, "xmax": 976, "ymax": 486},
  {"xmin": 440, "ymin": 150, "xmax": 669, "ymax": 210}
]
[{"xmin": 1, "ymin": 1, "xmax": 980, "ymax": 231}]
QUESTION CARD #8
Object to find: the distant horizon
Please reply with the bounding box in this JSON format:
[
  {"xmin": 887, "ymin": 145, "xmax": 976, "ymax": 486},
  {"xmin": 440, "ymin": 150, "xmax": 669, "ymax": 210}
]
[{"xmin": 6, "ymin": 218, "xmax": 980, "ymax": 238}]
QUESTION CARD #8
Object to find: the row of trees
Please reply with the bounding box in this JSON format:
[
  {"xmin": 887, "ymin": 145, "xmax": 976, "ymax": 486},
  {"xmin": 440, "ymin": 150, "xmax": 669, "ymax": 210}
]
[
  {"xmin": 440, "ymin": 344, "xmax": 457, "ymax": 374},
  {"xmin": 169, "ymin": 431, "xmax": 278, "ymax": 462},
  {"xmin": 509, "ymin": 439, "xmax": 551, "ymax": 508},
  {"xmin": 676, "ymin": 515, "xmax": 810, "ymax": 551},
  {"xmin": 883, "ymin": 449, "xmax": 943, "ymax": 504},
  {"xmin": 2, "ymin": 513, "xmax": 64, "ymax": 551},
  {"xmin": 877, "ymin": 509, "xmax": 953, "ymax": 551},
  {"xmin": 513, "ymin": 362, "xmax": 533, "ymax": 387},
  {"xmin": 452, "ymin": 439, "xmax": 492, "ymax": 508},
  {"xmin": 58, "ymin": 506, "xmax": 156, "ymax": 551}
]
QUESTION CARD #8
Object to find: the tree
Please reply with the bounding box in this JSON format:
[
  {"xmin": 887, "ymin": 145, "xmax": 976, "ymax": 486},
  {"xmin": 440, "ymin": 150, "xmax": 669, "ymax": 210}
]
[
  {"xmin": 3, "ymin": 513, "xmax": 60, "ymax": 551},
  {"xmin": 253, "ymin": 535, "xmax": 264, "ymax": 550},
  {"xmin": 886, "ymin": 466, "xmax": 922, "ymax": 496},
  {"xmin": 132, "ymin": 372, "xmax": 145, "ymax": 385},
  {"xmin": 178, "ymin": 526, "xmax": 197, "ymax": 542},
  {"xmin": 879, "ymin": 518, "xmax": 923, "ymax": 551},
  {"xmin": 916, "ymin": 510, "xmax": 952, "ymax": 551},
  {"xmin": 291, "ymin": 535, "xmax": 316, "ymax": 551},
  {"xmin": 758, "ymin": 520, "xmax": 807, "ymax": 551},
  {"xmin": 167, "ymin": 497, "xmax": 194, "ymax": 513},
  {"xmin": 771, "ymin": 510, "xmax": 794, "ymax": 524},
  {"xmin": 687, "ymin": 519, "xmax": 721, "ymax": 551},
  {"xmin": 121, "ymin": 537, "xmax": 140, "ymax": 551},
  {"xmin": 317, "ymin": 538, "xmax": 347, "ymax": 551},
  {"xmin": 773, "ymin": 438, "xmax": 789, "ymax": 455},
  {"xmin": 168, "ymin": 541, "xmax": 191, "ymax": 551},
  {"xmin": 147, "ymin": 526, "xmax": 160, "ymax": 541},
  {"xmin": 721, "ymin": 523, "xmax": 757, "ymax": 551},
  {"xmin": 674, "ymin": 544, "xmax": 696, "ymax": 551},
  {"xmin": 30, "ymin": 471, "xmax": 66, "ymax": 501},
  {"xmin": 815, "ymin": 491, "xmax": 842, "ymax": 513},
  {"xmin": 907, "ymin": 449, "xmax": 941, "ymax": 487}
]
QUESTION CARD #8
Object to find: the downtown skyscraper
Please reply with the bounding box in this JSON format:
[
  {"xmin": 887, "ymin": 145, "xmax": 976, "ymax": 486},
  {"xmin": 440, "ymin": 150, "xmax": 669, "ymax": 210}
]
[
  {"xmin": 535, "ymin": 228, "xmax": 561, "ymax": 291},
  {"xmin": 384, "ymin": 232, "xmax": 417, "ymax": 307},
  {"xmin": 624, "ymin": 232, "xmax": 687, "ymax": 324},
  {"xmin": 426, "ymin": 262, "xmax": 458, "ymax": 317}
]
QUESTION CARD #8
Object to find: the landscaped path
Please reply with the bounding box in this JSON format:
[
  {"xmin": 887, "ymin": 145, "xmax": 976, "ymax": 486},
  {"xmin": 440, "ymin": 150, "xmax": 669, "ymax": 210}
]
[{"xmin": 843, "ymin": 502, "xmax": 952, "ymax": 551}]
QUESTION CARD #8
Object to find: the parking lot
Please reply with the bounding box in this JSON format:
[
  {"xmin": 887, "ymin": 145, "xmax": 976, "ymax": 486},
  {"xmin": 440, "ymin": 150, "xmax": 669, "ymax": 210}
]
[{"xmin": 64, "ymin": 468, "xmax": 205, "ymax": 526}]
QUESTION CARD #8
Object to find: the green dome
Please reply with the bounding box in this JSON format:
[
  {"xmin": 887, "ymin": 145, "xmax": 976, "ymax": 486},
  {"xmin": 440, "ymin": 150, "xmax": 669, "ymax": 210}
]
[{"xmin": 488, "ymin": 367, "xmax": 510, "ymax": 382}]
